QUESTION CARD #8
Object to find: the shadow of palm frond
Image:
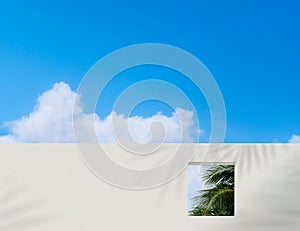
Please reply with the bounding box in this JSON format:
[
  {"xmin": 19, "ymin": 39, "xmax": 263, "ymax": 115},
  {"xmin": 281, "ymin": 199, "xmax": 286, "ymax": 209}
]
[
  {"xmin": 233, "ymin": 146, "xmax": 300, "ymax": 231},
  {"xmin": 211, "ymin": 144, "xmax": 286, "ymax": 179},
  {"xmin": 201, "ymin": 144, "xmax": 300, "ymax": 230},
  {"xmin": 0, "ymin": 174, "xmax": 58, "ymax": 231}
]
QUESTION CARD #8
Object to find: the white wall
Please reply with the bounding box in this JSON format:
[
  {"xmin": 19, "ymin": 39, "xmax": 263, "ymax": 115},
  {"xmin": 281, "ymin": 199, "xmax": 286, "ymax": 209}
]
[{"xmin": 0, "ymin": 144, "xmax": 299, "ymax": 231}]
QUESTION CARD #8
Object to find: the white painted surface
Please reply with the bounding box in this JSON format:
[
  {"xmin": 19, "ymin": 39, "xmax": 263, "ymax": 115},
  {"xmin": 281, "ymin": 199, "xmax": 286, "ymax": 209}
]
[{"xmin": 0, "ymin": 144, "xmax": 299, "ymax": 230}]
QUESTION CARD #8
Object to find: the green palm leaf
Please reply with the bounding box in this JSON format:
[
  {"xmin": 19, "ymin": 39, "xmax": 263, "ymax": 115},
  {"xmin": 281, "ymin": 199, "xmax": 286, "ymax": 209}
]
[
  {"xmin": 202, "ymin": 165, "xmax": 234, "ymax": 187},
  {"xmin": 190, "ymin": 165, "xmax": 235, "ymax": 216}
]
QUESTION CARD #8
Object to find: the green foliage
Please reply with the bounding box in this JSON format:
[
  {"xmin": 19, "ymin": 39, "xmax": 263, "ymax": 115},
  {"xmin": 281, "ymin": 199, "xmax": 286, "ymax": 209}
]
[{"xmin": 189, "ymin": 165, "xmax": 234, "ymax": 216}]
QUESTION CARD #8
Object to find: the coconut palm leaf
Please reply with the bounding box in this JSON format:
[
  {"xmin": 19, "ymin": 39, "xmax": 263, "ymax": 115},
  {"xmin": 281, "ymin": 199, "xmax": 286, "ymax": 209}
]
[
  {"xmin": 190, "ymin": 165, "xmax": 235, "ymax": 216},
  {"xmin": 202, "ymin": 165, "xmax": 234, "ymax": 187}
]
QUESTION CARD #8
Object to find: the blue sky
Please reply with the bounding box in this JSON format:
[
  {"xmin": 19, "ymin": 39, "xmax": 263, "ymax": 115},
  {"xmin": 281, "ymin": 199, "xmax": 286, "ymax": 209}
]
[
  {"xmin": 188, "ymin": 164, "xmax": 209, "ymax": 210},
  {"xmin": 0, "ymin": 0, "xmax": 299, "ymax": 142}
]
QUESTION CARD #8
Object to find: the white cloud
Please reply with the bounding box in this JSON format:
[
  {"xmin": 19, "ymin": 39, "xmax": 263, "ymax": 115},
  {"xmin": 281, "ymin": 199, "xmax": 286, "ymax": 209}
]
[
  {"xmin": 288, "ymin": 134, "xmax": 300, "ymax": 143},
  {"xmin": 0, "ymin": 135, "xmax": 15, "ymax": 143},
  {"xmin": 0, "ymin": 82, "xmax": 201, "ymax": 143}
]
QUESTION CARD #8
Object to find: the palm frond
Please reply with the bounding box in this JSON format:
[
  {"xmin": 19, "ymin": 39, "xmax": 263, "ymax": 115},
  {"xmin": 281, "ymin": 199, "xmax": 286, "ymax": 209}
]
[
  {"xmin": 202, "ymin": 165, "xmax": 234, "ymax": 187},
  {"xmin": 190, "ymin": 164, "xmax": 235, "ymax": 216}
]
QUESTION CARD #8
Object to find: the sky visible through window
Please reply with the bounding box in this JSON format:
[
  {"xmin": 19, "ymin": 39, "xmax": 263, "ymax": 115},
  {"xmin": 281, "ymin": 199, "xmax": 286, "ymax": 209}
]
[{"xmin": 188, "ymin": 164, "xmax": 209, "ymax": 211}]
